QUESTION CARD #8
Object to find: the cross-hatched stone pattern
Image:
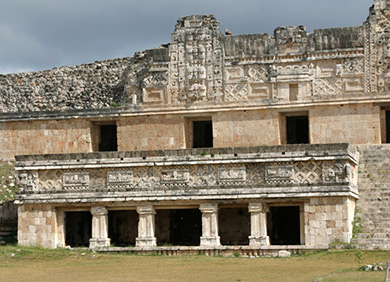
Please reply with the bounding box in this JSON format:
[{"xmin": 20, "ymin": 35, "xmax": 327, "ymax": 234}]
[
  {"xmin": 313, "ymin": 78, "xmax": 343, "ymax": 96},
  {"xmin": 38, "ymin": 170, "xmax": 62, "ymax": 191},
  {"xmin": 294, "ymin": 161, "xmax": 322, "ymax": 184},
  {"xmin": 225, "ymin": 83, "xmax": 249, "ymax": 101}
]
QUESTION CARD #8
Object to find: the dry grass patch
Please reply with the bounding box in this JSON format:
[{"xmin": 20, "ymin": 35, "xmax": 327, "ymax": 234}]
[{"xmin": 0, "ymin": 246, "xmax": 389, "ymax": 282}]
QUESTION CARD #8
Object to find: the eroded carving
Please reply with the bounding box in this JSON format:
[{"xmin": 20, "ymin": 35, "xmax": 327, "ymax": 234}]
[
  {"xmin": 265, "ymin": 164, "xmax": 294, "ymax": 184},
  {"xmin": 107, "ymin": 170, "xmax": 133, "ymax": 184},
  {"xmin": 63, "ymin": 172, "xmax": 89, "ymax": 188},
  {"xmin": 161, "ymin": 169, "xmax": 190, "ymax": 184},
  {"xmin": 218, "ymin": 166, "xmax": 246, "ymax": 184}
]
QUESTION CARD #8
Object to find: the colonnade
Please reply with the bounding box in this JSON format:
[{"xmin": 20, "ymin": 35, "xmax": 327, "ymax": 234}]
[{"xmin": 87, "ymin": 203, "xmax": 270, "ymax": 248}]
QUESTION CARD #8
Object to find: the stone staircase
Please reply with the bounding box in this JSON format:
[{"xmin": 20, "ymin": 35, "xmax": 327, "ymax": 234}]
[{"xmin": 352, "ymin": 145, "xmax": 390, "ymax": 249}]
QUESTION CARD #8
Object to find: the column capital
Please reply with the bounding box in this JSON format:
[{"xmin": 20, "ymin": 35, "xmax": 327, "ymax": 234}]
[
  {"xmin": 248, "ymin": 203, "xmax": 268, "ymax": 213},
  {"xmin": 199, "ymin": 203, "xmax": 218, "ymax": 214},
  {"xmin": 91, "ymin": 206, "xmax": 108, "ymax": 216},
  {"xmin": 136, "ymin": 205, "xmax": 156, "ymax": 215}
]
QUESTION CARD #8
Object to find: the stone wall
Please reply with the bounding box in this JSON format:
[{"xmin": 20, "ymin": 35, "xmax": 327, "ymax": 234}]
[
  {"xmin": 223, "ymin": 26, "xmax": 363, "ymax": 58},
  {"xmin": 310, "ymin": 104, "xmax": 381, "ymax": 144},
  {"xmin": 0, "ymin": 104, "xmax": 384, "ymax": 161},
  {"xmin": 0, "ymin": 57, "xmax": 134, "ymax": 113},
  {"xmin": 213, "ymin": 110, "xmax": 280, "ymax": 148},
  {"xmin": 0, "ymin": 119, "xmax": 91, "ymax": 160},
  {"xmin": 305, "ymin": 197, "xmax": 355, "ymax": 247},
  {"xmin": 118, "ymin": 115, "xmax": 186, "ymax": 151},
  {"xmin": 17, "ymin": 204, "xmax": 57, "ymax": 248}
]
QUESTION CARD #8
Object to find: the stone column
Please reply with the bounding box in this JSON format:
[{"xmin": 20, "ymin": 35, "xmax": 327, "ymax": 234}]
[
  {"xmin": 199, "ymin": 203, "xmax": 220, "ymax": 246},
  {"xmin": 136, "ymin": 205, "xmax": 157, "ymax": 247},
  {"xmin": 89, "ymin": 206, "xmax": 110, "ymax": 248},
  {"xmin": 248, "ymin": 203, "xmax": 270, "ymax": 246}
]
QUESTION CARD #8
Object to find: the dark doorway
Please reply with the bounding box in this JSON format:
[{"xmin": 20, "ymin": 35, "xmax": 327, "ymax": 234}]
[
  {"xmin": 286, "ymin": 116, "xmax": 309, "ymax": 144},
  {"xmin": 386, "ymin": 110, "xmax": 390, "ymax": 143},
  {"xmin": 65, "ymin": 211, "xmax": 92, "ymax": 247},
  {"xmin": 155, "ymin": 209, "xmax": 201, "ymax": 246},
  {"xmin": 267, "ymin": 206, "xmax": 301, "ymax": 245},
  {"xmin": 108, "ymin": 210, "xmax": 138, "ymax": 246},
  {"xmin": 219, "ymin": 207, "xmax": 250, "ymax": 245},
  {"xmin": 193, "ymin": 120, "xmax": 213, "ymax": 148},
  {"xmin": 99, "ymin": 124, "xmax": 117, "ymax": 151}
]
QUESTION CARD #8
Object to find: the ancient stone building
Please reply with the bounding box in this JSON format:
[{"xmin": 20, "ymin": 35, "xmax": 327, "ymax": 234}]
[{"xmin": 1, "ymin": 0, "xmax": 390, "ymax": 253}]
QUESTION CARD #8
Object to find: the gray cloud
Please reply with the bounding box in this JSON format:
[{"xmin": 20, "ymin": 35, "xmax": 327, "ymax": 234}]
[{"xmin": 0, "ymin": 0, "xmax": 373, "ymax": 74}]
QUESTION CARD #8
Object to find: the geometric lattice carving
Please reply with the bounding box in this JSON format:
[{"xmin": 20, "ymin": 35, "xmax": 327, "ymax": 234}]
[
  {"xmin": 314, "ymin": 78, "xmax": 343, "ymax": 96},
  {"xmin": 294, "ymin": 161, "xmax": 322, "ymax": 184},
  {"xmin": 342, "ymin": 58, "xmax": 364, "ymax": 74},
  {"xmin": 225, "ymin": 83, "xmax": 249, "ymax": 101}
]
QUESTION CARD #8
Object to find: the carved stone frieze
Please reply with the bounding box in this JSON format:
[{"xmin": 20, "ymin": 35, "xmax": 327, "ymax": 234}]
[
  {"xmin": 161, "ymin": 168, "xmax": 190, "ymax": 185},
  {"xmin": 17, "ymin": 144, "xmax": 359, "ymax": 198},
  {"xmin": 343, "ymin": 77, "xmax": 364, "ymax": 93},
  {"xmin": 294, "ymin": 161, "xmax": 322, "ymax": 184},
  {"xmin": 249, "ymin": 83, "xmax": 271, "ymax": 99},
  {"xmin": 265, "ymin": 164, "xmax": 294, "ymax": 184},
  {"xmin": 342, "ymin": 58, "xmax": 364, "ymax": 74},
  {"xmin": 365, "ymin": 1, "xmax": 390, "ymax": 92},
  {"xmin": 275, "ymin": 26, "xmax": 307, "ymax": 55},
  {"xmin": 313, "ymin": 77, "xmax": 343, "ymax": 96},
  {"xmin": 38, "ymin": 170, "xmax": 62, "ymax": 191},
  {"xmin": 169, "ymin": 15, "xmax": 224, "ymax": 103},
  {"xmin": 218, "ymin": 166, "xmax": 246, "ymax": 184},
  {"xmin": 107, "ymin": 170, "xmax": 133, "ymax": 185},
  {"xmin": 63, "ymin": 172, "xmax": 89, "ymax": 189},
  {"xmin": 248, "ymin": 65, "xmax": 269, "ymax": 83},
  {"xmin": 22, "ymin": 158, "xmax": 358, "ymax": 193},
  {"xmin": 225, "ymin": 83, "xmax": 249, "ymax": 101},
  {"xmin": 17, "ymin": 171, "xmax": 39, "ymax": 192}
]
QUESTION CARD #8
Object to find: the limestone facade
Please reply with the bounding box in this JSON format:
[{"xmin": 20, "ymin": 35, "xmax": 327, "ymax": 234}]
[
  {"xmin": 14, "ymin": 144, "xmax": 359, "ymax": 249},
  {"xmin": 0, "ymin": 0, "xmax": 390, "ymax": 251}
]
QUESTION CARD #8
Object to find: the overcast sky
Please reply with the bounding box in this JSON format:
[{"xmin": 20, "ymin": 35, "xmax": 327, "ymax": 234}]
[{"xmin": 0, "ymin": 0, "xmax": 374, "ymax": 74}]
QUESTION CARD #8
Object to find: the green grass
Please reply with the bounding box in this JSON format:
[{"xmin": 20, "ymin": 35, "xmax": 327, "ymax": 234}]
[{"xmin": 0, "ymin": 246, "xmax": 389, "ymax": 281}]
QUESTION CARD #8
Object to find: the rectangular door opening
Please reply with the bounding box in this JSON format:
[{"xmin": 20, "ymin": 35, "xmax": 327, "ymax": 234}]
[
  {"xmin": 155, "ymin": 209, "xmax": 201, "ymax": 246},
  {"xmin": 98, "ymin": 124, "xmax": 117, "ymax": 151},
  {"xmin": 193, "ymin": 120, "xmax": 213, "ymax": 148},
  {"xmin": 267, "ymin": 206, "xmax": 301, "ymax": 245},
  {"xmin": 219, "ymin": 207, "xmax": 250, "ymax": 245},
  {"xmin": 108, "ymin": 210, "xmax": 138, "ymax": 247},
  {"xmin": 286, "ymin": 115, "xmax": 309, "ymax": 144},
  {"xmin": 65, "ymin": 211, "xmax": 92, "ymax": 247}
]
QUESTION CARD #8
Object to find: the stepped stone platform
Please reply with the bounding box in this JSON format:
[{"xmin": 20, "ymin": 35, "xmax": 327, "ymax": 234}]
[
  {"xmin": 353, "ymin": 145, "xmax": 390, "ymax": 249},
  {"xmin": 98, "ymin": 245, "xmax": 325, "ymax": 257}
]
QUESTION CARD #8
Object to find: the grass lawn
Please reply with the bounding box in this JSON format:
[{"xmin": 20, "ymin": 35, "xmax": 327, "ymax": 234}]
[{"xmin": 0, "ymin": 246, "xmax": 389, "ymax": 282}]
